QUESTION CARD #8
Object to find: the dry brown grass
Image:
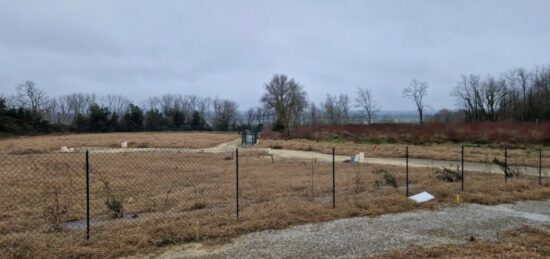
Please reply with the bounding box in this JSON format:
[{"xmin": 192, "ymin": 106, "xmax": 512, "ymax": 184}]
[
  {"xmin": 375, "ymin": 225, "xmax": 550, "ymax": 258},
  {"xmin": 0, "ymin": 149, "xmax": 548, "ymax": 258},
  {"xmin": 0, "ymin": 132, "xmax": 238, "ymax": 154},
  {"xmin": 258, "ymin": 139, "xmax": 550, "ymax": 167}
]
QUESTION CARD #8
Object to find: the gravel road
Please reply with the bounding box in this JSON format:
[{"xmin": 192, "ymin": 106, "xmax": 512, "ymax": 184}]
[{"xmin": 147, "ymin": 199, "xmax": 550, "ymax": 258}]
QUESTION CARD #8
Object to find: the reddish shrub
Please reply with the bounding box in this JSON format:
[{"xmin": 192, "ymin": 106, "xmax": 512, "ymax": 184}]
[{"xmin": 265, "ymin": 122, "xmax": 550, "ymax": 145}]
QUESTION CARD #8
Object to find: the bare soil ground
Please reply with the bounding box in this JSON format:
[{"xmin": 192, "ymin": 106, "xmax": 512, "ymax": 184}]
[
  {"xmin": 1, "ymin": 148, "xmax": 548, "ymax": 258},
  {"xmin": 258, "ymin": 138, "xmax": 550, "ymax": 167},
  {"xmin": 0, "ymin": 132, "xmax": 238, "ymax": 154}
]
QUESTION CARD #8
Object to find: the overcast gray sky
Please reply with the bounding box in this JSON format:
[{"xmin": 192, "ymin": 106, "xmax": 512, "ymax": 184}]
[{"xmin": 1, "ymin": 0, "xmax": 549, "ymax": 111}]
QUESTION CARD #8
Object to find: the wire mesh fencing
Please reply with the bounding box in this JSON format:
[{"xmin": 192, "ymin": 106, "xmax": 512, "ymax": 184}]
[{"xmin": 0, "ymin": 144, "xmax": 548, "ymax": 255}]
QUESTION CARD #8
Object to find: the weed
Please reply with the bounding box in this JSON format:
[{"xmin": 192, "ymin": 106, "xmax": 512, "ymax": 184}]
[
  {"xmin": 493, "ymin": 158, "xmax": 522, "ymax": 178},
  {"xmin": 101, "ymin": 180, "xmax": 124, "ymax": 218},
  {"xmin": 434, "ymin": 167, "xmax": 462, "ymax": 182},
  {"xmin": 383, "ymin": 172, "xmax": 398, "ymax": 187},
  {"xmin": 42, "ymin": 186, "xmax": 68, "ymax": 232},
  {"xmin": 354, "ymin": 164, "xmax": 365, "ymax": 193}
]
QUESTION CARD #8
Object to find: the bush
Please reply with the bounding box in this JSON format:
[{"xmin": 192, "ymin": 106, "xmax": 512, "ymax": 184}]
[
  {"xmin": 101, "ymin": 180, "xmax": 124, "ymax": 218},
  {"xmin": 434, "ymin": 167, "xmax": 463, "ymax": 182},
  {"xmin": 375, "ymin": 171, "xmax": 398, "ymax": 188},
  {"xmin": 493, "ymin": 158, "xmax": 521, "ymax": 178},
  {"xmin": 42, "ymin": 187, "xmax": 68, "ymax": 232}
]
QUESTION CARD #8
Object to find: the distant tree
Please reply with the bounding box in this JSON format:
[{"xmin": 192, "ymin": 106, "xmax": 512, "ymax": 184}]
[
  {"xmin": 73, "ymin": 113, "xmax": 88, "ymax": 132},
  {"xmin": 403, "ymin": 79, "xmax": 429, "ymax": 125},
  {"xmin": 88, "ymin": 103, "xmax": 111, "ymax": 132},
  {"xmin": 307, "ymin": 103, "xmax": 320, "ymax": 126},
  {"xmin": 191, "ymin": 110, "xmax": 207, "ymax": 130},
  {"xmin": 355, "ymin": 88, "xmax": 379, "ymax": 124},
  {"xmin": 0, "ymin": 98, "xmax": 10, "ymax": 132},
  {"xmin": 245, "ymin": 107, "xmax": 255, "ymax": 128},
  {"xmin": 109, "ymin": 112, "xmax": 121, "ymax": 132},
  {"xmin": 122, "ymin": 104, "xmax": 144, "ymax": 131},
  {"xmin": 102, "ymin": 94, "xmax": 131, "ymax": 116},
  {"xmin": 323, "ymin": 94, "xmax": 349, "ymax": 125},
  {"xmin": 261, "ymin": 74, "xmax": 307, "ymax": 135},
  {"xmin": 145, "ymin": 109, "xmax": 164, "ymax": 131},
  {"xmin": 170, "ymin": 109, "xmax": 186, "ymax": 130},
  {"xmin": 212, "ymin": 99, "xmax": 238, "ymax": 131},
  {"xmin": 323, "ymin": 94, "xmax": 341, "ymax": 125},
  {"xmin": 15, "ymin": 80, "xmax": 48, "ymax": 115},
  {"xmin": 429, "ymin": 109, "xmax": 465, "ymax": 123}
]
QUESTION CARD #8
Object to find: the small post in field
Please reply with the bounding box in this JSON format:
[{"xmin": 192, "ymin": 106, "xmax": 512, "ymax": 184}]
[
  {"xmin": 540, "ymin": 148, "xmax": 543, "ymax": 186},
  {"xmin": 504, "ymin": 145, "xmax": 508, "ymax": 182},
  {"xmin": 235, "ymin": 148, "xmax": 240, "ymax": 219},
  {"xmin": 332, "ymin": 147, "xmax": 336, "ymax": 209},
  {"xmin": 406, "ymin": 146, "xmax": 409, "ymax": 197},
  {"xmin": 461, "ymin": 145, "xmax": 464, "ymax": 191},
  {"xmin": 85, "ymin": 150, "xmax": 90, "ymax": 240}
]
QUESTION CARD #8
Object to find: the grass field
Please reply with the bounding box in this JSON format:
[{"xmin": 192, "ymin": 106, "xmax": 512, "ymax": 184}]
[
  {"xmin": 376, "ymin": 225, "xmax": 550, "ymax": 258},
  {"xmin": 259, "ymin": 138, "xmax": 550, "ymax": 167},
  {"xmin": 0, "ymin": 132, "xmax": 239, "ymax": 154},
  {"xmin": 1, "ymin": 146, "xmax": 548, "ymax": 258}
]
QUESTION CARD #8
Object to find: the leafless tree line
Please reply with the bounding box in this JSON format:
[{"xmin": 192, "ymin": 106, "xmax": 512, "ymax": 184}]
[{"xmin": 453, "ymin": 66, "xmax": 550, "ymax": 122}]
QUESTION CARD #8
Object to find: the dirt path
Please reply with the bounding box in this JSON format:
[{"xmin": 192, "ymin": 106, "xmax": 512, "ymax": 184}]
[
  {"xmin": 267, "ymin": 148, "xmax": 549, "ymax": 177},
  {"xmin": 141, "ymin": 199, "xmax": 550, "ymax": 258},
  {"xmin": 68, "ymin": 139, "xmax": 548, "ymax": 176}
]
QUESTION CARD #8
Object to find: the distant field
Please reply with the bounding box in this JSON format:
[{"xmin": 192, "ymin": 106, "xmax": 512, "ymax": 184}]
[
  {"xmin": 265, "ymin": 122, "xmax": 550, "ymax": 145},
  {"xmin": 258, "ymin": 139, "xmax": 550, "ymax": 167},
  {"xmin": 0, "ymin": 132, "xmax": 238, "ymax": 154},
  {"xmin": 260, "ymin": 122, "xmax": 550, "ymax": 167}
]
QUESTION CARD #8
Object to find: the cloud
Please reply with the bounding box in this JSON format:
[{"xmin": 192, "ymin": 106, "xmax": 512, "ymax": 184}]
[{"xmin": 1, "ymin": 0, "xmax": 549, "ymax": 110}]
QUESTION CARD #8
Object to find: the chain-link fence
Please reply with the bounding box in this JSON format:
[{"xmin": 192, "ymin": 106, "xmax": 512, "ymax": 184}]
[{"xmin": 0, "ymin": 145, "xmax": 548, "ymax": 257}]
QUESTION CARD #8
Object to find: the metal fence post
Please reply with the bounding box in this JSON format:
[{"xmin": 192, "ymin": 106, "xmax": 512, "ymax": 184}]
[
  {"xmin": 406, "ymin": 146, "xmax": 409, "ymax": 197},
  {"xmin": 461, "ymin": 145, "xmax": 464, "ymax": 191},
  {"xmin": 540, "ymin": 148, "xmax": 543, "ymax": 186},
  {"xmin": 236, "ymin": 148, "xmax": 239, "ymax": 219},
  {"xmin": 504, "ymin": 145, "xmax": 508, "ymax": 182},
  {"xmin": 85, "ymin": 150, "xmax": 90, "ymax": 240},
  {"xmin": 332, "ymin": 147, "xmax": 335, "ymax": 209}
]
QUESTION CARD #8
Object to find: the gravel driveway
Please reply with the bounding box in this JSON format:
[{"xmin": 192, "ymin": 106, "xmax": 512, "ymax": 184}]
[{"xmin": 149, "ymin": 199, "xmax": 550, "ymax": 258}]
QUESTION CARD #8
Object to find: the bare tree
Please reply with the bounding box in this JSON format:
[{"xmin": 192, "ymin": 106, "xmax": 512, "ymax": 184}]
[
  {"xmin": 355, "ymin": 87, "xmax": 379, "ymax": 124},
  {"xmin": 403, "ymin": 79, "xmax": 428, "ymax": 124},
  {"xmin": 212, "ymin": 98, "xmax": 238, "ymax": 131},
  {"xmin": 261, "ymin": 74, "xmax": 307, "ymax": 135},
  {"xmin": 307, "ymin": 103, "xmax": 321, "ymax": 126},
  {"xmin": 323, "ymin": 94, "xmax": 350, "ymax": 125},
  {"xmin": 16, "ymin": 80, "xmax": 48, "ymax": 115},
  {"xmin": 246, "ymin": 107, "xmax": 255, "ymax": 128},
  {"xmin": 102, "ymin": 94, "xmax": 131, "ymax": 115},
  {"xmin": 323, "ymin": 94, "xmax": 341, "ymax": 125},
  {"xmin": 338, "ymin": 94, "xmax": 350, "ymax": 124}
]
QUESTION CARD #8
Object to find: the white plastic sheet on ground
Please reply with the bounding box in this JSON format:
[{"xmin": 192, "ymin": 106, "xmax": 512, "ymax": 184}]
[{"xmin": 408, "ymin": 191, "xmax": 435, "ymax": 203}]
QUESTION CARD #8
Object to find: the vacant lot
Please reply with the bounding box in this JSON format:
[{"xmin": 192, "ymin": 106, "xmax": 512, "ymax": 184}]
[
  {"xmin": 1, "ymin": 148, "xmax": 548, "ymax": 258},
  {"xmin": 259, "ymin": 139, "xmax": 550, "ymax": 167},
  {"xmin": 0, "ymin": 132, "xmax": 238, "ymax": 154}
]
